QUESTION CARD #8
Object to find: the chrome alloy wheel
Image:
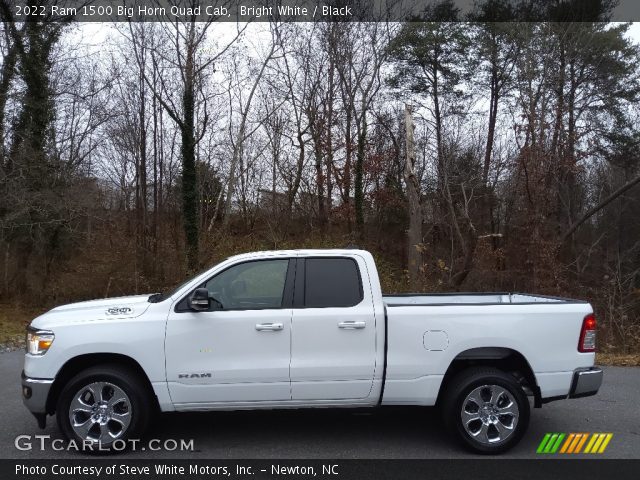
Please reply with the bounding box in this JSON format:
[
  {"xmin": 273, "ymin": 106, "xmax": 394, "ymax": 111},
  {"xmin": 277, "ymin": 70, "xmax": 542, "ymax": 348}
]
[
  {"xmin": 68, "ymin": 381, "xmax": 132, "ymax": 443},
  {"xmin": 460, "ymin": 384, "xmax": 519, "ymax": 445}
]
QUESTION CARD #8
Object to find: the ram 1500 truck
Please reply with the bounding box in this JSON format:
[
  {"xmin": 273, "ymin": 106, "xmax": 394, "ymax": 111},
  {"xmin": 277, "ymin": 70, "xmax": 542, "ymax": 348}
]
[{"xmin": 22, "ymin": 249, "xmax": 603, "ymax": 454}]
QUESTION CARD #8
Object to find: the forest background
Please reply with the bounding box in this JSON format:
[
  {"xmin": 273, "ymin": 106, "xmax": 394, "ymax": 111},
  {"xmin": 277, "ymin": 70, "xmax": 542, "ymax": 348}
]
[{"xmin": 1, "ymin": 0, "xmax": 639, "ymax": 363}]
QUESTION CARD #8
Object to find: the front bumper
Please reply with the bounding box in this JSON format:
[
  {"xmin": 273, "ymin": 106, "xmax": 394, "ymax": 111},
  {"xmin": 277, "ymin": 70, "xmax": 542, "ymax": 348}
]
[
  {"xmin": 569, "ymin": 366, "xmax": 603, "ymax": 399},
  {"xmin": 21, "ymin": 370, "xmax": 54, "ymax": 428}
]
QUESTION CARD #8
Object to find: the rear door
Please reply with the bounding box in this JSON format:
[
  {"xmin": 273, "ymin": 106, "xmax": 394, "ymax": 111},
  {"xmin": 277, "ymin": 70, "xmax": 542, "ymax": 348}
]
[{"xmin": 290, "ymin": 255, "xmax": 377, "ymax": 400}]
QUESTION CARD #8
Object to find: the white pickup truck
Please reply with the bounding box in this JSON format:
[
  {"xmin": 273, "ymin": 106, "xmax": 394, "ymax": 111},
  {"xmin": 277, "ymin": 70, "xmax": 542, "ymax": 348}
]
[{"xmin": 22, "ymin": 249, "xmax": 602, "ymax": 454}]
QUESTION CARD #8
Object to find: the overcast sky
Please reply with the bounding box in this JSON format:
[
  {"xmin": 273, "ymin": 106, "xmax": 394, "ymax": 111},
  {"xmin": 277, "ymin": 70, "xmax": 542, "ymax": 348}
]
[
  {"xmin": 627, "ymin": 22, "xmax": 640, "ymax": 42},
  {"xmin": 73, "ymin": 20, "xmax": 640, "ymax": 47}
]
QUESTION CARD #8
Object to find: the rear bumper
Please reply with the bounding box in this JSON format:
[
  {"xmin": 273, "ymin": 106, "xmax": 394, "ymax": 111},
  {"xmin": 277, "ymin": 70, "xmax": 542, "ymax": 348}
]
[
  {"xmin": 21, "ymin": 370, "xmax": 53, "ymax": 428},
  {"xmin": 569, "ymin": 366, "xmax": 603, "ymax": 399}
]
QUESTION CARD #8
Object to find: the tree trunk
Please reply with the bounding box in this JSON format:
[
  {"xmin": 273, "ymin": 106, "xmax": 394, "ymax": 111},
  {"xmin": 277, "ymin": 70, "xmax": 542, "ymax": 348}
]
[
  {"xmin": 136, "ymin": 52, "xmax": 148, "ymax": 267},
  {"xmin": 482, "ymin": 42, "xmax": 499, "ymax": 243},
  {"xmin": 354, "ymin": 119, "xmax": 367, "ymax": 240},
  {"xmin": 325, "ymin": 60, "xmax": 335, "ymax": 221},
  {"xmin": 288, "ymin": 132, "xmax": 305, "ymax": 212},
  {"xmin": 152, "ymin": 60, "xmax": 159, "ymax": 266},
  {"xmin": 432, "ymin": 59, "xmax": 444, "ymax": 193},
  {"xmin": 344, "ymin": 107, "xmax": 353, "ymax": 232},
  {"xmin": 561, "ymin": 174, "xmax": 640, "ymax": 244},
  {"xmin": 181, "ymin": 42, "xmax": 199, "ymax": 271},
  {"xmin": 404, "ymin": 105, "xmax": 422, "ymax": 290},
  {"xmin": 313, "ymin": 133, "xmax": 326, "ymax": 227},
  {"xmin": 0, "ymin": 42, "xmax": 17, "ymax": 161},
  {"xmin": 482, "ymin": 33, "xmax": 499, "ymax": 189}
]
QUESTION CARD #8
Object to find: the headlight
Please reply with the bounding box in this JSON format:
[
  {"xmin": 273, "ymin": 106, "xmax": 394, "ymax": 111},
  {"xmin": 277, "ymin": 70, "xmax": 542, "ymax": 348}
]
[{"xmin": 26, "ymin": 327, "xmax": 55, "ymax": 355}]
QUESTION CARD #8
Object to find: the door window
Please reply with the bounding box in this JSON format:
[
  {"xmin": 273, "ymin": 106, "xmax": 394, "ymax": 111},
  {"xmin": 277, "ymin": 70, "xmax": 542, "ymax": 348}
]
[
  {"xmin": 204, "ymin": 259, "xmax": 289, "ymax": 310},
  {"xmin": 304, "ymin": 258, "xmax": 363, "ymax": 308}
]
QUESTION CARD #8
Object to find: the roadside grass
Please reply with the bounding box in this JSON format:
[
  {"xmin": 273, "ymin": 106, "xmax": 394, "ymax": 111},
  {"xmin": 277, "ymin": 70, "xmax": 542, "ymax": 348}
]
[
  {"xmin": 0, "ymin": 304, "xmax": 41, "ymax": 351},
  {"xmin": 597, "ymin": 352, "xmax": 640, "ymax": 366}
]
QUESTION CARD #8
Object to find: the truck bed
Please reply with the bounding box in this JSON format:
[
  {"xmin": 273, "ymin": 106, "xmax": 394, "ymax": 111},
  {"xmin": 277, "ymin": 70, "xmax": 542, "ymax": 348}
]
[
  {"xmin": 383, "ymin": 292, "xmax": 587, "ymax": 306},
  {"xmin": 379, "ymin": 291, "xmax": 593, "ymax": 407}
]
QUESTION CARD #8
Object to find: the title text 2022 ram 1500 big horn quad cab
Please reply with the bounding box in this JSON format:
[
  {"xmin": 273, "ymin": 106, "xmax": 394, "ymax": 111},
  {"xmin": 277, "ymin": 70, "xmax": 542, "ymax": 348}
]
[{"xmin": 21, "ymin": 249, "xmax": 603, "ymax": 454}]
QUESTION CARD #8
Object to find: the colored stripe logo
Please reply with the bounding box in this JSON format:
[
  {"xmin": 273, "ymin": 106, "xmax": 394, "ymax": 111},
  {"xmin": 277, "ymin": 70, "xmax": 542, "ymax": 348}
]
[{"xmin": 537, "ymin": 433, "xmax": 612, "ymax": 454}]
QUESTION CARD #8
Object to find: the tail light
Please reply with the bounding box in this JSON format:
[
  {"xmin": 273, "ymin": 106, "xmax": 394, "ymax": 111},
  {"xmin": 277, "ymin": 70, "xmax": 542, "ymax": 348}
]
[{"xmin": 578, "ymin": 314, "xmax": 597, "ymax": 352}]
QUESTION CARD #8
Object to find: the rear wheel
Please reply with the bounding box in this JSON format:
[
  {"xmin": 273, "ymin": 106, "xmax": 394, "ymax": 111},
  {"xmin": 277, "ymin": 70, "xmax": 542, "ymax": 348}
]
[
  {"xmin": 56, "ymin": 365, "xmax": 151, "ymax": 452},
  {"xmin": 442, "ymin": 367, "xmax": 530, "ymax": 454}
]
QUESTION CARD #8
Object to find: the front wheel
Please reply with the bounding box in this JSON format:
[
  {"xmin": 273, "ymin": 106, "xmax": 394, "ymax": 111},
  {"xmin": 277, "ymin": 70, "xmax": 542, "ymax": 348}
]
[
  {"xmin": 56, "ymin": 364, "xmax": 151, "ymax": 452},
  {"xmin": 441, "ymin": 367, "xmax": 530, "ymax": 454}
]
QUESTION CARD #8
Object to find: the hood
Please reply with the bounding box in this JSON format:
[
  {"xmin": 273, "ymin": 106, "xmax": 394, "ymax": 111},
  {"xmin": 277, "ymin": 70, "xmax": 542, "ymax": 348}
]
[{"xmin": 31, "ymin": 294, "xmax": 154, "ymax": 330}]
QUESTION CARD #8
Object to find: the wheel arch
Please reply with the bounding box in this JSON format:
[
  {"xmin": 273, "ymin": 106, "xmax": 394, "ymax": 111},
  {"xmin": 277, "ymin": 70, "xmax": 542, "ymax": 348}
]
[
  {"xmin": 437, "ymin": 347, "xmax": 541, "ymax": 408},
  {"xmin": 46, "ymin": 353, "xmax": 158, "ymax": 415}
]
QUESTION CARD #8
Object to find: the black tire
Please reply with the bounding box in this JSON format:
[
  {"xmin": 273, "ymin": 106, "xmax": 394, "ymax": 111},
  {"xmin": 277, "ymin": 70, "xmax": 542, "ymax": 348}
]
[
  {"xmin": 56, "ymin": 364, "xmax": 151, "ymax": 453},
  {"xmin": 441, "ymin": 367, "xmax": 530, "ymax": 454}
]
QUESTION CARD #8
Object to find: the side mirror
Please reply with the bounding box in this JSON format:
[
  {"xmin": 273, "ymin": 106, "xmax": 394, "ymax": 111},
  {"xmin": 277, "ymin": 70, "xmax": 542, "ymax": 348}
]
[{"xmin": 188, "ymin": 288, "xmax": 210, "ymax": 312}]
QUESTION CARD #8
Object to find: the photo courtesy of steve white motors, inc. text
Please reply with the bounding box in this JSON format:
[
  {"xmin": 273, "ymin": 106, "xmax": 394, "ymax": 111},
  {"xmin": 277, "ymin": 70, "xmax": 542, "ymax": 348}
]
[{"xmin": 14, "ymin": 463, "xmax": 338, "ymax": 477}]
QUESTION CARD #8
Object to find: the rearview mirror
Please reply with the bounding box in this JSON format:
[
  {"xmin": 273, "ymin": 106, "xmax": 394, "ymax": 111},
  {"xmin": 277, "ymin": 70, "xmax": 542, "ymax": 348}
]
[{"xmin": 188, "ymin": 288, "xmax": 210, "ymax": 312}]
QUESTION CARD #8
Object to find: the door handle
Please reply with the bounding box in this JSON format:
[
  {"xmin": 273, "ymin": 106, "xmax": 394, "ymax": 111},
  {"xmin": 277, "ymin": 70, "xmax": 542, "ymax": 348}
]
[
  {"xmin": 255, "ymin": 323, "xmax": 284, "ymax": 331},
  {"xmin": 338, "ymin": 321, "xmax": 366, "ymax": 329}
]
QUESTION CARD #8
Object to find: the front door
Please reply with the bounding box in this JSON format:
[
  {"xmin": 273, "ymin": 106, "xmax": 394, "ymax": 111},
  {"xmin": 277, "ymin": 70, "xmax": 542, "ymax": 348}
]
[{"xmin": 165, "ymin": 258, "xmax": 293, "ymax": 406}]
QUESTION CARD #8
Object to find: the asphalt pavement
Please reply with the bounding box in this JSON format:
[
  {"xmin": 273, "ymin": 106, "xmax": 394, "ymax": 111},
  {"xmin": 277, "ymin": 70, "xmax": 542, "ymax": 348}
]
[{"xmin": 1, "ymin": 350, "xmax": 638, "ymax": 459}]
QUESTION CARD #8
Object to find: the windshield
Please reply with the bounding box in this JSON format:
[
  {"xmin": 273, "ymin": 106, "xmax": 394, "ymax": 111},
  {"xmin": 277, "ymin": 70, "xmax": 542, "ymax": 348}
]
[{"xmin": 148, "ymin": 259, "xmax": 229, "ymax": 303}]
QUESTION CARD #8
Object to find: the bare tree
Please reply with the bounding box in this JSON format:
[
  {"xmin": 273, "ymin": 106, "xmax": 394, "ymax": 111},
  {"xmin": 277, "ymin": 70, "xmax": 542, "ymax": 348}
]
[
  {"xmin": 127, "ymin": 0, "xmax": 245, "ymax": 269},
  {"xmin": 222, "ymin": 24, "xmax": 280, "ymax": 226}
]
